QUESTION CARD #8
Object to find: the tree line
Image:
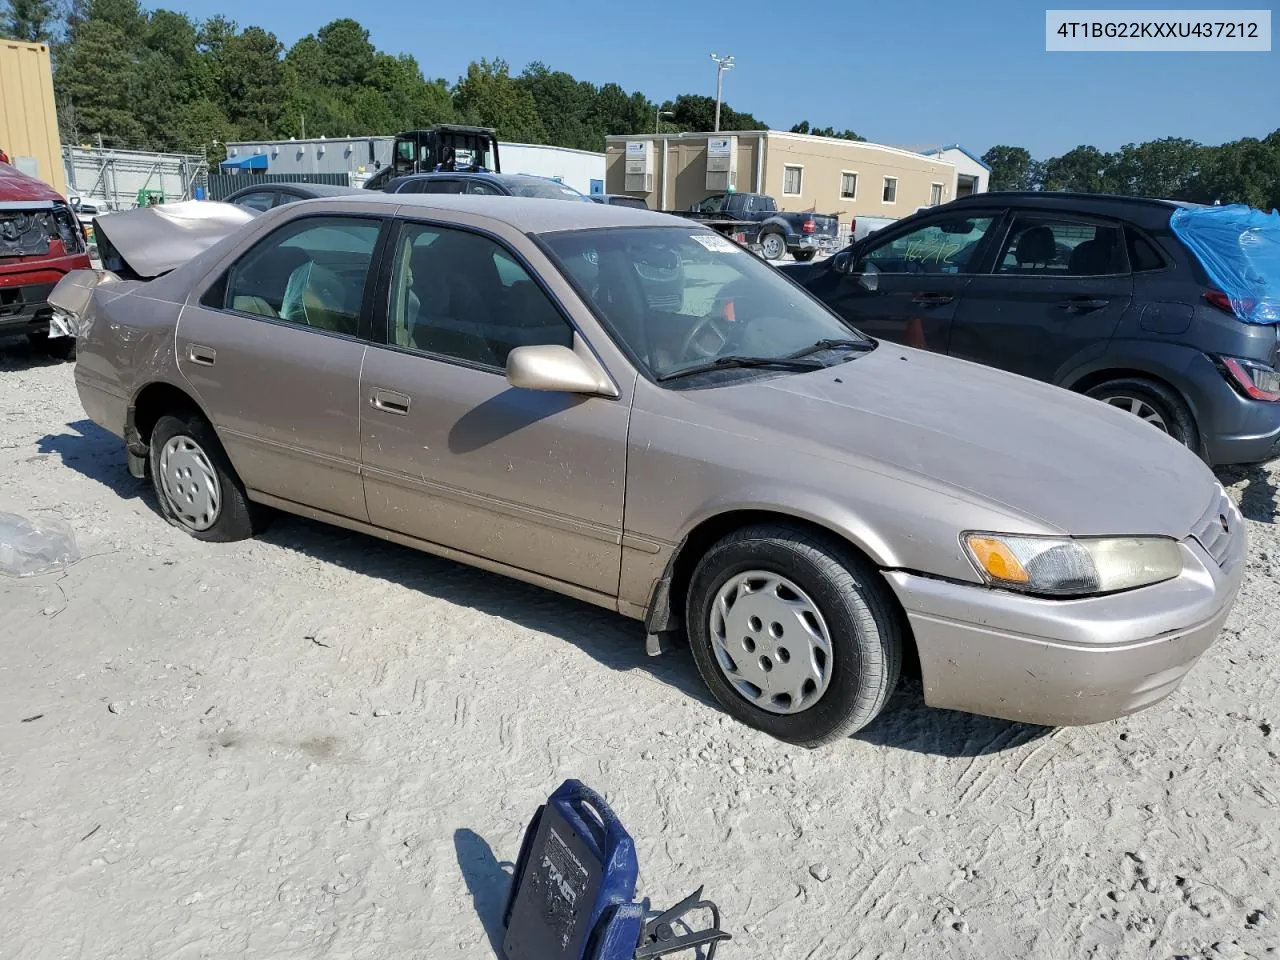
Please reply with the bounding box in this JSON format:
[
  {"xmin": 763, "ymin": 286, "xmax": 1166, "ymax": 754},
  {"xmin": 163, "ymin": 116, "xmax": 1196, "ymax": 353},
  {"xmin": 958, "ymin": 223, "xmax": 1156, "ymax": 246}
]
[
  {"xmin": 982, "ymin": 136, "xmax": 1280, "ymax": 213},
  {"xmin": 2, "ymin": 0, "xmax": 799, "ymax": 162}
]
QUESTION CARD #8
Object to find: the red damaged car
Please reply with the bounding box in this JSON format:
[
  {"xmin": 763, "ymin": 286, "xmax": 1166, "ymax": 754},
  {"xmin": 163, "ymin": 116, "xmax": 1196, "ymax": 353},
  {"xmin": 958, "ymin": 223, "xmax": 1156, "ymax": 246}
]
[{"xmin": 1, "ymin": 159, "xmax": 92, "ymax": 359}]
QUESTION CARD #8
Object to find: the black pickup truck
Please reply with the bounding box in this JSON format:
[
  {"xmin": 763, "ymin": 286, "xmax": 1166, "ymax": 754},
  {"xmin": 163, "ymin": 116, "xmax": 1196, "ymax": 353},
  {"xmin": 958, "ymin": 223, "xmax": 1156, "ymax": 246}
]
[{"xmin": 673, "ymin": 192, "xmax": 841, "ymax": 261}]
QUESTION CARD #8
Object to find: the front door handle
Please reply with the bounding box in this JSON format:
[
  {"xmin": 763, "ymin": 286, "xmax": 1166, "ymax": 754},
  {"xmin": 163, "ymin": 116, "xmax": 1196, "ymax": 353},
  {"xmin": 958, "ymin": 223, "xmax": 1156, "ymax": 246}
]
[
  {"xmin": 911, "ymin": 293, "xmax": 955, "ymax": 306},
  {"xmin": 187, "ymin": 344, "xmax": 216, "ymax": 366},
  {"xmin": 1059, "ymin": 297, "xmax": 1109, "ymax": 313},
  {"xmin": 371, "ymin": 388, "xmax": 411, "ymax": 415}
]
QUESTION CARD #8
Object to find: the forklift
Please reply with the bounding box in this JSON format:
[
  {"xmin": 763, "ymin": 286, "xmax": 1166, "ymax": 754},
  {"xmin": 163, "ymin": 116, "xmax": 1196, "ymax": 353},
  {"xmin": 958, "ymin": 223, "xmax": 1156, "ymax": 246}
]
[{"xmin": 362, "ymin": 124, "xmax": 501, "ymax": 191}]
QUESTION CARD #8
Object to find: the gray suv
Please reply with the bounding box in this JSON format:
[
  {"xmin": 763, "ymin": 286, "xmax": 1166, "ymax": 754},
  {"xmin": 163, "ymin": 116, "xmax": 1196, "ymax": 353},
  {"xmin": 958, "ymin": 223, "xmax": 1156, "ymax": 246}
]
[{"xmin": 783, "ymin": 192, "xmax": 1280, "ymax": 467}]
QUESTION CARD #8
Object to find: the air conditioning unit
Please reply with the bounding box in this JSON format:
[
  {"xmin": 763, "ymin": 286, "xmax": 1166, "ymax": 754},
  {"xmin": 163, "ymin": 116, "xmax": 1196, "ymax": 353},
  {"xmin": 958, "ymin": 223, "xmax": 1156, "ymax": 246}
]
[
  {"xmin": 624, "ymin": 140, "xmax": 654, "ymax": 194},
  {"xmin": 706, "ymin": 136, "xmax": 738, "ymax": 192}
]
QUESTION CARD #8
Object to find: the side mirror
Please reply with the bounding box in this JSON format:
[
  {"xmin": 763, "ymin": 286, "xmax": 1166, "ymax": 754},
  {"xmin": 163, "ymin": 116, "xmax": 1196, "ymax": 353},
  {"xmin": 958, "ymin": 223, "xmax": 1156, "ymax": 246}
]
[
  {"xmin": 832, "ymin": 251, "xmax": 859, "ymax": 275},
  {"xmin": 506, "ymin": 345, "xmax": 610, "ymax": 395}
]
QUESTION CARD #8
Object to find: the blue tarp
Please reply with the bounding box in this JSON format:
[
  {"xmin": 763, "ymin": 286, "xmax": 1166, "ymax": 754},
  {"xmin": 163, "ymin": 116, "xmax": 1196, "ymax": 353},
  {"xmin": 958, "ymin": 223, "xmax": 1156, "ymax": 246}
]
[
  {"xmin": 1170, "ymin": 203, "xmax": 1280, "ymax": 325},
  {"xmin": 219, "ymin": 154, "xmax": 268, "ymax": 171}
]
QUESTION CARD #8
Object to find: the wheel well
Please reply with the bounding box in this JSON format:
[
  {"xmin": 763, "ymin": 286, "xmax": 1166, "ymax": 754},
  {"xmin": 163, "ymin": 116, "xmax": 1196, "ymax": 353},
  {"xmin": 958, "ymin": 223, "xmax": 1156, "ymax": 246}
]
[
  {"xmin": 1068, "ymin": 367, "xmax": 1179, "ymax": 399},
  {"xmin": 131, "ymin": 382, "xmax": 203, "ymax": 447},
  {"xmin": 658, "ymin": 509, "xmax": 920, "ymax": 674}
]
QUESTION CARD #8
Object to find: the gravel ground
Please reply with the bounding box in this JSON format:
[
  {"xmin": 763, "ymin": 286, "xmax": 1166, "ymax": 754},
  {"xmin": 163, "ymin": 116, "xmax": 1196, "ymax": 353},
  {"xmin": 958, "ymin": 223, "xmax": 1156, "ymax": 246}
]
[{"xmin": 1, "ymin": 345, "xmax": 1278, "ymax": 960}]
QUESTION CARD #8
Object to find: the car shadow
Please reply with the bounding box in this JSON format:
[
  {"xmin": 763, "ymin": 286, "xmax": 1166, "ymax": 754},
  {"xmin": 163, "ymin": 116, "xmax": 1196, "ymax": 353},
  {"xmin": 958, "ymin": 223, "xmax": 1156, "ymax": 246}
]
[
  {"xmin": 36, "ymin": 418, "xmax": 149, "ymax": 502},
  {"xmin": 39, "ymin": 421, "xmax": 1053, "ymax": 758},
  {"xmin": 0, "ymin": 339, "xmax": 67, "ymax": 372},
  {"xmin": 854, "ymin": 678, "xmax": 1052, "ymax": 758},
  {"xmin": 259, "ymin": 514, "xmax": 714, "ymax": 708},
  {"xmin": 1216, "ymin": 463, "xmax": 1279, "ymax": 524},
  {"xmin": 454, "ymin": 828, "xmax": 513, "ymax": 959}
]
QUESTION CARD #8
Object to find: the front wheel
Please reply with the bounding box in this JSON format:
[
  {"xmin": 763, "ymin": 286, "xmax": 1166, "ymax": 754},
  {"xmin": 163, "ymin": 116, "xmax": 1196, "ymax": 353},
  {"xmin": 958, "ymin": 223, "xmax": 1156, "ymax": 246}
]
[
  {"xmin": 149, "ymin": 411, "xmax": 268, "ymax": 542},
  {"xmin": 685, "ymin": 524, "xmax": 903, "ymax": 746},
  {"xmin": 792, "ymin": 249, "xmax": 816, "ymax": 262},
  {"xmin": 759, "ymin": 232, "xmax": 786, "ymax": 261}
]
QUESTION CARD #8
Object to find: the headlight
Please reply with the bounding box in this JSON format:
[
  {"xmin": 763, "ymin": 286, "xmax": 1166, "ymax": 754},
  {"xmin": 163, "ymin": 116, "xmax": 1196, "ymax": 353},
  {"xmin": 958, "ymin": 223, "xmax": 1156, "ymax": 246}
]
[{"xmin": 962, "ymin": 533, "xmax": 1183, "ymax": 597}]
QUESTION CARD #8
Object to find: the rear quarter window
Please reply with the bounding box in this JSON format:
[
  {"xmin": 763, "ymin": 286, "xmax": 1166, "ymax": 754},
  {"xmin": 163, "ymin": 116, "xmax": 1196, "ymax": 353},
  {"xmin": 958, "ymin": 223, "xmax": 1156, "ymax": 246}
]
[{"xmin": 1126, "ymin": 228, "xmax": 1167, "ymax": 272}]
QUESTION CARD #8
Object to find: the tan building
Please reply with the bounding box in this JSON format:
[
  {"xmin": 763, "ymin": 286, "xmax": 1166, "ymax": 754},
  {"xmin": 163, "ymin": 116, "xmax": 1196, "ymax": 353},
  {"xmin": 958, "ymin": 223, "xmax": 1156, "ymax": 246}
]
[
  {"xmin": 0, "ymin": 38, "xmax": 67, "ymax": 196},
  {"xmin": 605, "ymin": 130, "xmax": 960, "ymax": 229}
]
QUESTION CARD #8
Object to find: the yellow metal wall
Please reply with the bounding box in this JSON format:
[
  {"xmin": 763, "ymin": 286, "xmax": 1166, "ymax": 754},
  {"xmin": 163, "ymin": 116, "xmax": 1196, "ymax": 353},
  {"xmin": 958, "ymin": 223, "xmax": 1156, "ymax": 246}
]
[{"xmin": 0, "ymin": 38, "xmax": 67, "ymax": 196}]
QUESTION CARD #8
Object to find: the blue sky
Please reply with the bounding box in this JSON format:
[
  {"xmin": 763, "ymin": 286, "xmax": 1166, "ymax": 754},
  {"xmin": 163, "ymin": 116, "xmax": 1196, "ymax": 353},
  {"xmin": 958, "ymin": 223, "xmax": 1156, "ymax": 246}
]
[{"xmin": 176, "ymin": 0, "xmax": 1278, "ymax": 159}]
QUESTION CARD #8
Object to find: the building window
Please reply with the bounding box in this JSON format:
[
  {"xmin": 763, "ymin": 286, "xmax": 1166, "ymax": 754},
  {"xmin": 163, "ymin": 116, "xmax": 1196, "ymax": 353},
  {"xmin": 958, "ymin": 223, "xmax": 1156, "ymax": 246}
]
[
  {"xmin": 783, "ymin": 165, "xmax": 803, "ymax": 196},
  {"xmin": 840, "ymin": 172, "xmax": 857, "ymax": 200},
  {"xmin": 883, "ymin": 177, "xmax": 898, "ymax": 204},
  {"xmin": 930, "ymin": 183, "xmax": 944, "ymax": 206}
]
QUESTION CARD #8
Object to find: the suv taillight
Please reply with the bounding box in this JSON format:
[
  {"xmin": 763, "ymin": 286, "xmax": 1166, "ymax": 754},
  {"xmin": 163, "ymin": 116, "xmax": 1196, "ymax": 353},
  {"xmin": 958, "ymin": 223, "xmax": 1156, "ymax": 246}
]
[
  {"xmin": 1218, "ymin": 356, "xmax": 1280, "ymax": 402},
  {"xmin": 1205, "ymin": 290, "xmax": 1258, "ymax": 317},
  {"xmin": 802, "ymin": 218, "xmax": 815, "ymax": 234}
]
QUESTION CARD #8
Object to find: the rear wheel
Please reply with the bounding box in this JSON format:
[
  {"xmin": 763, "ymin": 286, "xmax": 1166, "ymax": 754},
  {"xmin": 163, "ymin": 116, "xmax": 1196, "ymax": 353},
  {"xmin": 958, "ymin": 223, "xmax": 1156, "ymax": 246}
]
[
  {"xmin": 759, "ymin": 231, "xmax": 787, "ymax": 261},
  {"xmin": 685, "ymin": 523, "xmax": 902, "ymax": 746},
  {"xmin": 1085, "ymin": 377, "xmax": 1199, "ymax": 453},
  {"xmin": 792, "ymin": 249, "xmax": 816, "ymax": 262},
  {"xmin": 149, "ymin": 411, "xmax": 267, "ymax": 542}
]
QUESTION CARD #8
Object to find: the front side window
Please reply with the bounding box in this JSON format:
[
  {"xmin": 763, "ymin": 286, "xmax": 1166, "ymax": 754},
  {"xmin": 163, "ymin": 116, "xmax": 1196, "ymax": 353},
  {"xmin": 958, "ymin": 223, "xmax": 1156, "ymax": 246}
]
[
  {"xmin": 214, "ymin": 217, "xmax": 381, "ymax": 336},
  {"xmin": 387, "ymin": 223, "xmax": 573, "ymax": 369},
  {"xmin": 861, "ymin": 216, "xmax": 996, "ymax": 275},
  {"xmin": 783, "ymin": 166, "xmax": 803, "ymax": 195},
  {"xmin": 543, "ymin": 227, "xmax": 862, "ymax": 382},
  {"xmin": 883, "ymin": 177, "xmax": 898, "ymax": 204},
  {"xmin": 995, "ymin": 218, "xmax": 1127, "ymax": 276},
  {"xmin": 420, "ymin": 179, "xmax": 463, "ymax": 195}
]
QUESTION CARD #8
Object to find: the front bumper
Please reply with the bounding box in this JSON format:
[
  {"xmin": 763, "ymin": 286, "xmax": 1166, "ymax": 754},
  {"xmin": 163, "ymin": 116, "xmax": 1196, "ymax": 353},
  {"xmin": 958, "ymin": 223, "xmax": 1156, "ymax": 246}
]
[{"xmin": 883, "ymin": 502, "xmax": 1247, "ymax": 727}]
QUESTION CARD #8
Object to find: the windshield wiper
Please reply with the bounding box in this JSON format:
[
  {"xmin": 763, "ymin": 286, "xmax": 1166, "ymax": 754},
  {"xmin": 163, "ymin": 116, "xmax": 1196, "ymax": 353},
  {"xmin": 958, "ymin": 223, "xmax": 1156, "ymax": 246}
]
[
  {"xmin": 785, "ymin": 338, "xmax": 877, "ymax": 359},
  {"xmin": 657, "ymin": 355, "xmax": 826, "ymax": 382}
]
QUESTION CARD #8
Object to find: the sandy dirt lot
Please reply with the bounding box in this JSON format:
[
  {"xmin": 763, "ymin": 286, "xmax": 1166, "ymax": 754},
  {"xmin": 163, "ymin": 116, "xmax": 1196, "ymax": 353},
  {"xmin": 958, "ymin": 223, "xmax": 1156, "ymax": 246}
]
[{"xmin": 1, "ymin": 344, "xmax": 1277, "ymax": 960}]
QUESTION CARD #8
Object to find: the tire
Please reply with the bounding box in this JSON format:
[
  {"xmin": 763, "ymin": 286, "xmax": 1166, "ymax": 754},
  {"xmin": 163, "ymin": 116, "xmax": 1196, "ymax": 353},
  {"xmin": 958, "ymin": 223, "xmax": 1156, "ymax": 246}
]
[
  {"xmin": 759, "ymin": 231, "xmax": 787, "ymax": 261},
  {"xmin": 148, "ymin": 411, "xmax": 267, "ymax": 542},
  {"xmin": 1084, "ymin": 377, "xmax": 1200, "ymax": 454},
  {"xmin": 685, "ymin": 523, "xmax": 903, "ymax": 747},
  {"xmin": 792, "ymin": 249, "xmax": 816, "ymax": 262}
]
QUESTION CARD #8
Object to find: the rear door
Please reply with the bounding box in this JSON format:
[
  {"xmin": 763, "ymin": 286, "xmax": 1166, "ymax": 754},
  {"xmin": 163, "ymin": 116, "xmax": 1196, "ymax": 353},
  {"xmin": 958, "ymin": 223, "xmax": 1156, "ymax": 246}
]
[
  {"xmin": 177, "ymin": 214, "xmax": 387, "ymax": 520},
  {"xmin": 800, "ymin": 211, "xmax": 1002, "ymax": 352},
  {"xmin": 948, "ymin": 212, "xmax": 1134, "ymax": 383}
]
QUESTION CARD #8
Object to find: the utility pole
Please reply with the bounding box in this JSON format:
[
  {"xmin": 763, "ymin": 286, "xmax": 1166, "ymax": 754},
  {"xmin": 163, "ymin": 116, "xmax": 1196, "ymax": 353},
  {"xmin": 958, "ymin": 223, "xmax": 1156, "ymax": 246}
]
[{"xmin": 709, "ymin": 54, "xmax": 735, "ymax": 132}]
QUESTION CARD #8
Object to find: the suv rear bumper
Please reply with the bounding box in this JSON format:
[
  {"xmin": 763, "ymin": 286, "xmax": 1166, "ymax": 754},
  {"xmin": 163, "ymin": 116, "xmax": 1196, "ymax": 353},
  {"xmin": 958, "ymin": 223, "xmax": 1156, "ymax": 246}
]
[{"xmin": 1183, "ymin": 354, "xmax": 1280, "ymax": 465}]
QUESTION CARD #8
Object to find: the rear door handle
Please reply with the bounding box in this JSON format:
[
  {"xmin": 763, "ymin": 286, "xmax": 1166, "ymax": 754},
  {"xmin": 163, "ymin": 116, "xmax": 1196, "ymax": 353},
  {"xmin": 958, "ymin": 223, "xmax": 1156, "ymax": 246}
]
[
  {"xmin": 186, "ymin": 344, "xmax": 216, "ymax": 366},
  {"xmin": 911, "ymin": 293, "xmax": 955, "ymax": 306},
  {"xmin": 1059, "ymin": 297, "xmax": 1109, "ymax": 313},
  {"xmin": 371, "ymin": 388, "xmax": 411, "ymax": 415}
]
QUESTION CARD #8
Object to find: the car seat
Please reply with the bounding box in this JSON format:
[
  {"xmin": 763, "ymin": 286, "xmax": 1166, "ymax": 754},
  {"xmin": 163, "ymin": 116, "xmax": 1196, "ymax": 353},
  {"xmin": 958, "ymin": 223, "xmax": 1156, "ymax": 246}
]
[{"xmin": 1013, "ymin": 226, "xmax": 1058, "ymax": 272}]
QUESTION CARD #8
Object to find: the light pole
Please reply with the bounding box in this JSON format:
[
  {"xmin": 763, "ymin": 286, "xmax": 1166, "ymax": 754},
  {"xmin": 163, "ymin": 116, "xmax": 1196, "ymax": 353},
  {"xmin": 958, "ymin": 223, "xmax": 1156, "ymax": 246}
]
[
  {"xmin": 709, "ymin": 53, "xmax": 735, "ymax": 132},
  {"xmin": 655, "ymin": 108, "xmax": 674, "ymax": 134}
]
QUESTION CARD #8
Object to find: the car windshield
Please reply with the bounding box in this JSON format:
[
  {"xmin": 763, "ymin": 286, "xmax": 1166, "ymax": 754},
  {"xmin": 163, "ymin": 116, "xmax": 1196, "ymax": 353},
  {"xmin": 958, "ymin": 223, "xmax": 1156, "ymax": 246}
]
[
  {"xmin": 542, "ymin": 226, "xmax": 865, "ymax": 382},
  {"xmin": 499, "ymin": 177, "xmax": 587, "ymax": 201}
]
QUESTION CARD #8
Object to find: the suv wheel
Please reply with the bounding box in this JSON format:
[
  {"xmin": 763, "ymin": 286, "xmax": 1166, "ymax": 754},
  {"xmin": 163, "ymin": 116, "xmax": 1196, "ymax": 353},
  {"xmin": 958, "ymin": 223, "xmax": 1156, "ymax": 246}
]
[
  {"xmin": 1085, "ymin": 378, "xmax": 1200, "ymax": 453},
  {"xmin": 685, "ymin": 523, "xmax": 902, "ymax": 747},
  {"xmin": 149, "ymin": 411, "xmax": 267, "ymax": 542}
]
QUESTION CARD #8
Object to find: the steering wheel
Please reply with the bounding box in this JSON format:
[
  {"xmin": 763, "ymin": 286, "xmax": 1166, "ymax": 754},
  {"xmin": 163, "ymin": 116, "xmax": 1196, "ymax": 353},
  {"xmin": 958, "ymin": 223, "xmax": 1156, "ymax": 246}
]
[{"xmin": 676, "ymin": 310, "xmax": 737, "ymax": 361}]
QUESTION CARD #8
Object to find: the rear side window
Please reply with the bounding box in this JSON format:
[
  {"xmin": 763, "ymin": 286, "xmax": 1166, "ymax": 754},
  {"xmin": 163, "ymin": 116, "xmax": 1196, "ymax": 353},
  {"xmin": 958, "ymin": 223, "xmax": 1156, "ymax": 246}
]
[
  {"xmin": 995, "ymin": 218, "xmax": 1126, "ymax": 276},
  {"xmin": 233, "ymin": 191, "xmax": 277, "ymax": 212},
  {"xmin": 1126, "ymin": 229, "xmax": 1166, "ymax": 272},
  {"xmin": 204, "ymin": 216, "xmax": 381, "ymax": 337}
]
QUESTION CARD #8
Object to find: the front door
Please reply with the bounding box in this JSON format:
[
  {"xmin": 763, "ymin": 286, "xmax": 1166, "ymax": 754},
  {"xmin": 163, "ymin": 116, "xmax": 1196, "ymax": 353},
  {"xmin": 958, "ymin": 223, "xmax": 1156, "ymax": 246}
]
[
  {"xmin": 177, "ymin": 214, "xmax": 386, "ymax": 520},
  {"xmin": 804, "ymin": 212, "xmax": 1002, "ymax": 353},
  {"xmin": 948, "ymin": 213, "xmax": 1134, "ymax": 383},
  {"xmin": 359, "ymin": 219, "xmax": 629, "ymax": 595}
]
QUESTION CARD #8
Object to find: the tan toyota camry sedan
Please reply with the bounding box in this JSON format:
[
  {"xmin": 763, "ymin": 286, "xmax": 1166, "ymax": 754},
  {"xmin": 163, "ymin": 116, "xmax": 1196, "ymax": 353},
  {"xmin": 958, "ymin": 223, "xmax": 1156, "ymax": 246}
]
[{"xmin": 53, "ymin": 194, "xmax": 1246, "ymax": 746}]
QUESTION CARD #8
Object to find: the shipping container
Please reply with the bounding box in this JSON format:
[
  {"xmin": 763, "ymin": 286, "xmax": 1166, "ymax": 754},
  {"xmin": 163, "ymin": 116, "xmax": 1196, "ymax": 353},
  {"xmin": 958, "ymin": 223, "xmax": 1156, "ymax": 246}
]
[{"xmin": 0, "ymin": 38, "xmax": 67, "ymax": 197}]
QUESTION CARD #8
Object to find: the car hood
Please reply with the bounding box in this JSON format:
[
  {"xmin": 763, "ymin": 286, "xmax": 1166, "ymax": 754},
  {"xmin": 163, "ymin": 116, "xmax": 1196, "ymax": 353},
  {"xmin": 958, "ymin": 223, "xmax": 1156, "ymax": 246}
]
[{"xmin": 698, "ymin": 344, "xmax": 1218, "ymax": 538}]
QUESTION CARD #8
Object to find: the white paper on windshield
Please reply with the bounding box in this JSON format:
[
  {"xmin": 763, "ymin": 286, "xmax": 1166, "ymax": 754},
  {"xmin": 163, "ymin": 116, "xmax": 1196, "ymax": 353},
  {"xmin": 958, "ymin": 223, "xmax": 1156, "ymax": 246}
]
[{"xmin": 690, "ymin": 233, "xmax": 738, "ymax": 253}]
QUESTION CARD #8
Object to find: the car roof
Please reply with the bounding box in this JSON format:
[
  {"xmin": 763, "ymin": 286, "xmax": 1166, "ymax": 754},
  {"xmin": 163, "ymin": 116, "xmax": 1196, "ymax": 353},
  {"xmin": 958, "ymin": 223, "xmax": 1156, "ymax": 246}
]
[
  {"xmin": 938, "ymin": 190, "xmax": 1190, "ymax": 228},
  {"xmin": 290, "ymin": 192, "xmax": 693, "ymax": 234},
  {"xmin": 229, "ymin": 182, "xmax": 364, "ymax": 198}
]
